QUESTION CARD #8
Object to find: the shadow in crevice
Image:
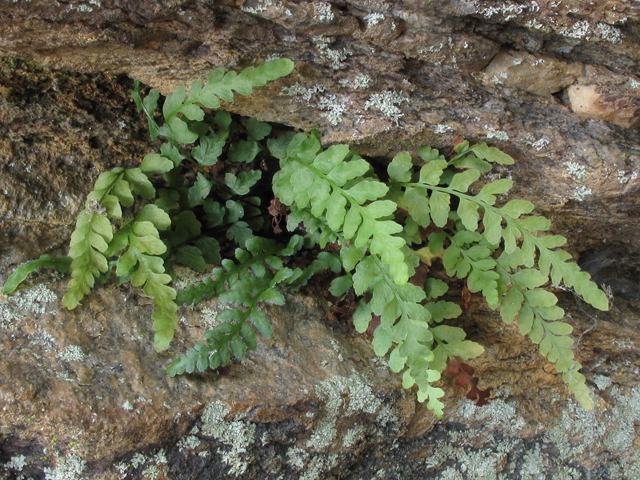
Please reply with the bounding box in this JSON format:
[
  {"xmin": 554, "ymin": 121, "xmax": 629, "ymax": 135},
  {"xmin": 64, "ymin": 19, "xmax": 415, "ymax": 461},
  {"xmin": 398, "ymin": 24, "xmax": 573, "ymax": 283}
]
[{"xmin": 580, "ymin": 246, "xmax": 640, "ymax": 305}]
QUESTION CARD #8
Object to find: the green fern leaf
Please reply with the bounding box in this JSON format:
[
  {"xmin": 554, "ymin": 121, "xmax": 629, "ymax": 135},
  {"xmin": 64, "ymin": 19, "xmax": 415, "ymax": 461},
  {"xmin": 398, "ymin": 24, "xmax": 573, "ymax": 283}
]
[
  {"xmin": 3, "ymin": 255, "xmax": 72, "ymax": 294},
  {"xmin": 140, "ymin": 154, "xmax": 174, "ymax": 174},
  {"xmin": 450, "ymin": 169, "xmax": 481, "ymax": 193},
  {"xmin": 429, "ymin": 191, "xmax": 450, "ymax": 227},
  {"xmin": 225, "ymin": 170, "xmax": 262, "ymax": 195},
  {"xmin": 419, "ymin": 160, "xmax": 448, "ymax": 185},
  {"xmin": 387, "ymin": 152, "xmax": 413, "ymax": 182},
  {"xmin": 63, "ymin": 210, "xmax": 114, "ymax": 309},
  {"xmin": 470, "ymin": 143, "xmax": 515, "ymax": 165}
]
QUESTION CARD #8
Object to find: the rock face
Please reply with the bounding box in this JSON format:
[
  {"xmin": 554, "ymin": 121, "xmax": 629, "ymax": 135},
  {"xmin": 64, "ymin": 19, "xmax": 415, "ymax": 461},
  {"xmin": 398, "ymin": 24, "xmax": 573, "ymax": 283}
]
[{"xmin": 0, "ymin": 1, "xmax": 639, "ymax": 479}]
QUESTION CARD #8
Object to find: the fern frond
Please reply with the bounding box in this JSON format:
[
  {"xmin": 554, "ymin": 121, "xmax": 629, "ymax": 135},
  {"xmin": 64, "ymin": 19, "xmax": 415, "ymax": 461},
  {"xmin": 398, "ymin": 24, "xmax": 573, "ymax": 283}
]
[
  {"xmin": 132, "ymin": 59, "xmax": 295, "ymax": 144},
  {"xmin": 166, "ymin": 235, "xmax": 306, "ymax": 376},
  {"xmin": 352, "ymin": 257, "xmax": 476, "ymax": 418},
  {"xmin": 496, "ymin": 263, "xmax": 594, "ymax": 409},
  {"xmin": 112, "ymin": 205, "xmax": 176, "ymax": 350},
  {"xmin": 3, "ymin": 254, "xmax": 71, "ymax": 294},
  {"xmin": 62, "ymin": 168, "xmax": 130, "ymax": 309},
  {"xmin": 272, "ymin": 135, "xmax": 408, "ymax": 285},
  {"xmin": 385, "ymin": 144, "xmax": 608, "ymax": 410}
]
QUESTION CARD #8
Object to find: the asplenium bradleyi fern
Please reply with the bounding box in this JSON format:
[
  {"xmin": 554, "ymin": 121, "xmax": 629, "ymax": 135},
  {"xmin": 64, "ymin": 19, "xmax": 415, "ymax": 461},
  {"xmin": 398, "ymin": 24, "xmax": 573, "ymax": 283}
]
[
  {"xmin": 268, "ymin": 132, "xmax": 608, "ymax": 414},
  {"xmin": 62, "ymin": 58, "xmax": 296, "ymax": 350},
  {"xmin": 3, "ymin": 59, "xmax": 609, "ymax": 417}
]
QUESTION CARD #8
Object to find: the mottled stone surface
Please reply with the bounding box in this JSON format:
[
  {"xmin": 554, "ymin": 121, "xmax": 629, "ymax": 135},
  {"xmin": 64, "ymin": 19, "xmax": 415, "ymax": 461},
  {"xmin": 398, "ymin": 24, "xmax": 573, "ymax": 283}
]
[
  {"xmin": 1, "ymin": 273, "xmax": 639, "ymax": 479},
  {"xmin": 0, "ymin": 0, "xmax": 638, "ymax": 272},
  {"xmin": 1, "ymin": 0, "xmax": 640, "ymax": 479}
]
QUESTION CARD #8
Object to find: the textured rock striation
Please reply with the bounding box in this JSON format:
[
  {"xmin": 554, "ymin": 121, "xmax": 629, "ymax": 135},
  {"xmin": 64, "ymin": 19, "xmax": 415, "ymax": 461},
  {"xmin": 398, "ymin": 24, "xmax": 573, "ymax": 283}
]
[{"xmin": 1, "ymin": 1, "xmax": 640, "ymax": 479}]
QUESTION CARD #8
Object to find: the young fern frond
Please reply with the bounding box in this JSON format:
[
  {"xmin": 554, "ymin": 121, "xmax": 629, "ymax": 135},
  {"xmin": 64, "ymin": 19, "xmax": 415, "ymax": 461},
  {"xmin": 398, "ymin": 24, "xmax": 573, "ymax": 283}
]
[
  {"xmin": 111, "ymin": 205, "xmax": 176, "ymax": 350},
  {"xmin": 350, "ymin": 257, "xmax": 472, "ymax": 417},
  {"xmin": 272, "ymin": 131, "xmax": 408, "ymax": 285},
  {"xmin": 3, "ymin": 254, "xmax": 71, "ymax": 294},
  {"xmin": 166, "ymin": 235, "xmax": 337, "ymax": 376},
  {"xmin": 382, "ymin": 142, "xmax": 608, "ymax": 410},
  {"xmin": 131, "ymin": 59, "xmax": 294, "ymax": 144},
  {"xmin": 63, "ymin": 168, "xmax": 129, "ymax": 309}
]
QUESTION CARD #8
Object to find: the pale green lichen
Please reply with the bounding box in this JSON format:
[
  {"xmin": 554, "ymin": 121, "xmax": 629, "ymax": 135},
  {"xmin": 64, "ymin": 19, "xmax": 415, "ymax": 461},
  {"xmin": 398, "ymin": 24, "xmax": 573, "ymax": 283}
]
[
  {"xmin": 172, "ymin": 267, "xmax": 205, "ymax": 290},
  {"xmin": 200, "ymin": 306, "xmax": 220, "ymax": 329},
  {"xmin": 571, "ymin": 185, "xmax": 592, "ymax": 201},
  {"xmin": 0, "ymin": 302, "xmax": 20, "ymax": 329},
  {"xmin": 456, "ymin": 398, "xmax": 525, "ymax": 432},
  {"xmin": 339, "ymin": 74, "xmax": 373, "ymax": 90},
  {"xmin": 318, "ymin": 95, "xmax": 348, "ymax": 126},
  {"xmin": 286, "ymin": 446, "xmax": 308, "ymax": 470},
  {"xmin": 543, "ymin": 397, "xmax": 604, "ymax": 462},
  {"xmin": 558, "ymin": 20, "xmax": 591, "ymax": 40},
  {"xmin": 300, "ymin": 455, "xmax": 329, "ymax": 480},
  {"xmin": 280, "ymin": 82, "xmax": 348, "ymax": 126},
  {"xmin": 424, "ymin": 440, "xmax": 455, "ymax": 469},
  {"xmin": 306, "ymin": 418, "xmax": 336, "ymax": 450},
  {"xmin": 554, "ymin": 466, "xmax": 583, "ymax": 480},
  {"xmin": 322, "ymin": 49, "xmax": 349, "ymax": 70},
  {"xmin": 316, "ymin": 374, "xmax": 381, "ymax": 416},
  {"xmin": 596, "ymin": 22, "xmax": 624, "ymax": 44},
  {"xmin": 200, "ymin": 400, "xmax": 256, "ymax": 475},
  {"xmin": 480, "ymin": 3, "xmax": 527, "ymax": 21},
  {"xmin": 375, "ymin": 403, "xmax": 396, "ymax": 427},
  {"xmin": 485, "ymin": 127, "xmax": 510, "ymax": 142},
  {"xmin": 114, "ymin": 449, "xmax": 167, "ymax": 478},
  {"xmin": 342, "ymin": 425, "xmax": 365, "ymax": 448},
  {"xmin": 440, "ymin": 466, "xmax": 464, "ymax": 480},
  {"xmin": 241, "ymin": 0, "xmax": 281, "ymax": 15},
  {"xmin": 177, "ymin": 435, "xmax": 201, "ymax": 452},
  {"xmin": 57, "ymin": 345, "xmax": 85, "ymax": 362},
  {"xmin": 565, "ymin": 161, "xmax": 587, "ymax": 180},
  {"xmin": 530, "ymin": 138, "xmax": 549, "ymax": 151},
  {"xmin": 519, "ymin": 444, "xmax": 548, "ymax": 479},
  {"xmin": 43, "ymin": 454, "xmax": 85, "ymax": 480},
  {"xmin": 593, "ymin": 374, "xmax": 612, "ymax": 390},
  {"xmin": 312, "ymin": 2, "xmax": 334, "ymax": 22},
  {"xmin": 142, "ymin": 464, "xmax": 159, "ymax": 480},
  {"xmin": 456, "ymin": 448, "xmax": 502, "ymax": 480},
  {"xmin": 364, "ymin": 90, "xmax": 408, "ymax": 125},
  {"xmin": 603, "ymin": 386, "xmax": 640, "ymax": 454},
  {"xmin": 364, "ymin": 12, "xmax": 385, "ymax": 28},
  {"xmin": 307, "ymin": 375, "xmax": 382, "ymax": 452},
  {"xmin": 0, "ymin": 283, "xmax": 57, "ymax": 329},
  {"xmin": 3, "ymin": 454, "xmax": 27, "ymax": 472},
  {"xmin": 434, "ymin": 124, "xmax": 453, "ymax": 134},
  {"xmin": 287, "ymin": 452, "xmax": 338, "ymax": 480},
  {"xmin": 417, "ymin": 383, "xmax": 640, "ymax": 477},
  {"xmin": 130, "ymin": 453, "xmax": 147, "ymax": 469},
  {"xmin": 154, "ymin": 449, "xmax": 167, "ymax": 465}
]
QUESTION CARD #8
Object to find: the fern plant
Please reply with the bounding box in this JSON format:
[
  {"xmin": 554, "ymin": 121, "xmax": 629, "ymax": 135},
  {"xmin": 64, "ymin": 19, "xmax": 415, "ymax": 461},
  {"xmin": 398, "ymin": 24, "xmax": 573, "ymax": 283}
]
[
  {"xmin": 267, "ymin": 132, "xmax": 608, "ymax": 414},
  {"xmin": 59, "ymin": 59, "xmax": 296, "ymax": 350},
  {"xmin": 3, "ymin": 59, "xmax": 609, "ymax": 417}
]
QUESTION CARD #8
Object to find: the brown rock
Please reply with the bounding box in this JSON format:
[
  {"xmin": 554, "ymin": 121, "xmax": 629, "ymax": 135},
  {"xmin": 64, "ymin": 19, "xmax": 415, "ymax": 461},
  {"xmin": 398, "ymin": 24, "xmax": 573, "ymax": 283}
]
[
  {"xmin": 0, "ymin": 1, "xmax": 639, "ymax": 478},
  {"xmin": 568, "ymin": 66, "xmax": 640, "ymax": 129},
  {"xmin": 483, "ymin": 50, "xmax": 584, "ymax": 96}
]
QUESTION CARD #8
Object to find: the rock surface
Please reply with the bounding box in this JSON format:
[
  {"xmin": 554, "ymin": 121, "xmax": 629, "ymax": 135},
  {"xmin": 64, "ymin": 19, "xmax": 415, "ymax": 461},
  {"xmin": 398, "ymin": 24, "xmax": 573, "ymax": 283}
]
[{"xmin": 0, "ymin": 1, "xmax": 639, "ymax": 479}]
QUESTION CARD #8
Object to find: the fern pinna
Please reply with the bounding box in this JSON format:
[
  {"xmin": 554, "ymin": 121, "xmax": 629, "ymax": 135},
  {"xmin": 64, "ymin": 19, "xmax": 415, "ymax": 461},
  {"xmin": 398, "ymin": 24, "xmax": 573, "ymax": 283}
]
[{"xmin": 3, "ymin": 59, "xmax": 608, "ymax": 416}]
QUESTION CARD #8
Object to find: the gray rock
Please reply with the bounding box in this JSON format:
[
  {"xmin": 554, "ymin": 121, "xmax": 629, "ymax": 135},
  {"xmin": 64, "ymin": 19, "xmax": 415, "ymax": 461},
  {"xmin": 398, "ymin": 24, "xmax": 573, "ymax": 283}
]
[{"xmin": 1, "ymin": 1, "xmax": 640, "ymax": 478}]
